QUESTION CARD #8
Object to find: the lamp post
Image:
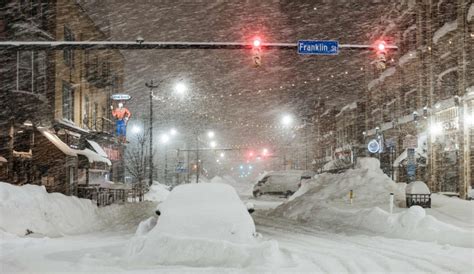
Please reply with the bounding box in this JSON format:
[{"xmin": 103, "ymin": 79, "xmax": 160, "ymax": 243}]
[
  {"xmin": 195, "ymin": 130, "xmax": 215, "ymax": 183},
  {"xmin": 145, "ymin": 80, "xmax": 159, "ymax": 186}
]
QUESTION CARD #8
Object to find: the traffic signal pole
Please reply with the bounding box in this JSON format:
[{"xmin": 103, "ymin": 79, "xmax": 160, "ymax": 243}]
[{"xmin": 0, "ymin": 41, "xmax": 398, "ymax": 51}]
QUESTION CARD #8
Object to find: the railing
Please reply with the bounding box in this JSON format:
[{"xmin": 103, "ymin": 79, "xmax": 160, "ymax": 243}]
[{"xmin": 78, "ymin": 183, "xmax": 145, "ymax": 207}]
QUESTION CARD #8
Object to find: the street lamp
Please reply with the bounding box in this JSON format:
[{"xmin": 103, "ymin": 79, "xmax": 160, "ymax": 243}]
[
  {"xmin": 131, "ymin": 125, "xmax": 142, "ymax": 134},
  {"xmin": 174, "ymin": 82, "xmax": 187, "ymax": 97},
  {"xmin": 281, "ymin": 114, "xmax": 293, "ymax": 127},
  {"xmin": 145, "ymin": 80, "xmax": 160, "ymax": 186},
  {"xmin": 210, "ymin": 140, "xmax": 217, "ymax": 148},
  {"xmin": 207, "ymin": 131, "xmax": 215, "ymax": 139},
  {"xmin": 170, "ymin": 128, "xmax": 178, "ymax": 136}
]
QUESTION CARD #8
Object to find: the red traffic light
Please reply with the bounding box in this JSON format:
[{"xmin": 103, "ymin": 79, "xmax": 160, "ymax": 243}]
[
  {"xmin": 378, "ymin": 42, "xmax": 385, "ymax": 51},
  {"xmin": 253, "ymin": 37, "xmax": 261, "ymax": 47}
]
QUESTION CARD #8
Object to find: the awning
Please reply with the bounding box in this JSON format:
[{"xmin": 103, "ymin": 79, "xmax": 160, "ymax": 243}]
[
  {"xmin": 38, "ymin": 127, "xmax": 77, "ymax": 156},
  {"xmin": 0, "ymin": 156, "xmax": 7, "ymax": 163},
  {"xmin": 38, "ymin": 127, "xmax": 111, "ymax": 166},
  {"xmin": 393, "ymin": 148, "xmax": 426, "ymax": 167},
  {"xmin": 76, "ymin": 149, "xmax": 111, "ymax": 166},
  {"xmin": 87, "ymin": 140, "xmax": 108, "ymax": 158}
]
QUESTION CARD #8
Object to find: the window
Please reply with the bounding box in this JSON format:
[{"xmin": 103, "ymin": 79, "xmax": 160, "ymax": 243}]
[
  {"xmin": 33, "ymin": 51, "xmax": 46, "ymax": 94},
  {"xmin": 18, "ymin": 51, "xmax": 33, "ymax": 92},
  {"xmin": 62, "ymin": 82, "xmax": 74, "ymax": 121},
  {"xmin": 63, "ymin": 26, "xmax": 75, "ymax": 67},
  {"xmin": 83, "ymin": 96, "xmax": 90, "ymax": 127}
]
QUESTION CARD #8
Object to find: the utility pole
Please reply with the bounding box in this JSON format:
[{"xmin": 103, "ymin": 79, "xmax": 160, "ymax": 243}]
[{"xmin": 145, "ymin": 80, "xmax": 159, "ymax": 186}]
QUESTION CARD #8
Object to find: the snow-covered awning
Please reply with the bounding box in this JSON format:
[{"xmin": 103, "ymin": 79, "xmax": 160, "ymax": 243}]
[
  {"xmin": 76, "ymin": 149, "xmax": 111, "ymax": 166},
  {"xmin": 393, "ymin": 148, "xmax": 426, "ymax": 167},
  {"xmin": 38, "ymin": 128, "xmax": 111, "ymax": 166},
  {"xmin": 38, "ymin": 127, "xmax": 77, "ymax": 156},
  {"xmin": 0, "ymin": 156, "xmax": 7, "ymax": 163},
  {"xmin": 87, "ymin": 140, "xmax": 108, "ymax": 158}
]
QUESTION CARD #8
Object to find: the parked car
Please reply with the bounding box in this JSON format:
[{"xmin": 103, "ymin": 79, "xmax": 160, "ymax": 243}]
[
  {"xmin": 252, "ymin": 170, "xmax": 315, "ymax": 197},
  {"xmin": 128, "ymin": 183, "xmax": 279, "ymax": 267}
]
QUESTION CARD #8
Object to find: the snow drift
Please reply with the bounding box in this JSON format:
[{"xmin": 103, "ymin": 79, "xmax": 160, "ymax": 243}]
[
  {"xmin": 0, "ymin": 182, "xmax": 156, "ymax": 237},
  {"xmin": 127, "ymin": 183, "xmax": 286, "ymax": 267},
  {"xmin": 144, "ymin": 181, "xmax": 170, "ymax": 202},
  {"xmin": 270, "ymin": 158, "xmax": 474, "ymax": 248}
]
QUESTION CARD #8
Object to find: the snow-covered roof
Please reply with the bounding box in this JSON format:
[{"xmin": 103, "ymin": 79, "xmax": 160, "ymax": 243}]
[
  {"xmin": 433, "ymin": 20, "xmax": 457, "ymax": 44},
  {"xmin": 368, "ymin": 67, "xmax": 397, "ymax": 90},
  {"xmin": 437, "ymin": 67, "xmax": 457, "ymax": 81},
  {"xmin": 336, "ymin": 102, "xmax": 358, "ymax": 117},
  {"xmin": 398, "ymin": 50, "xmax": 417, "ymax": 66},
  {"xmin": 468, "ymin": 3, "xmax": 474, "ymax": 22},
  {"xmin": 0, "ymin": 156, "xmax": 7, "ymax": 163},
  {"xmin": 87, "ymin": 140, "xmax": 108, "ymax": 158},
  {"xmin": 433, "ymin": 97, "xmax": 457, "ymax": 111}
]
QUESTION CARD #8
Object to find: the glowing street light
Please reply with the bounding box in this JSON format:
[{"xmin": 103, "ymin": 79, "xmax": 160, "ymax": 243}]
[
  {"xmin": 207, "ymin": 131, "xmax": 215, "ymax": 139},
  {"xmin": 174, "ymin": 82, "xmax": 187, "ymax": 96},
  {"xmin": 131, "ymin": 125, "xmax": 142, "ymax": 134},
  {"xmin": 210, "ymin": 141, "xmax": 217, "ymax": 148},
  {"xmin": 160, "ymin": 133, "xmax": 170, "ymax": 144},
  {"xmin": 170, "ymin": 128, "xmax": 178, "ymax": 136},
  {"xmin": 281, "ymin": 114, "xmax": 293, "ymax": 127},
  {"xmin": 429, "ymin": 123, "xmax": 443, "ymax": 136},
  {"xmin": 220, "ymin": 152, "xmax": 225, "ymax": 158}
]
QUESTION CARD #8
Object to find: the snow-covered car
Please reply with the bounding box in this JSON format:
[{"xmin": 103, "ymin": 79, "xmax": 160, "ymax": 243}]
[
  {"xmin": 252, "ymin": 170, "xmax": 315, "ymax": 197},
  {"xmin": 127, "ymin": 183, "xmax": 280, "ymax": 267}
]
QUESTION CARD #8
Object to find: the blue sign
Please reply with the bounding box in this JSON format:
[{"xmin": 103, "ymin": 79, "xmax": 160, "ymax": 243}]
[
  {"xmin": 111, "ymin": 94, "xmax": 131, "ymax": 101},
  {"xmin": 367, "ymin": 139, "xmax": 381, "ymax": 153},
  {"xmin": 297, "ymin": 40, "xmax": 339, "ymax": 55}
]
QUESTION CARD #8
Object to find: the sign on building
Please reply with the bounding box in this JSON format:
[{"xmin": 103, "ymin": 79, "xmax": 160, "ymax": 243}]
[
  {"xmin": 111, "ymin": 94, "xmax": 131, "ymax": 101},
  {"xmin": 367, "ymin": 139, "xmax": 381, "ymax": 153}
]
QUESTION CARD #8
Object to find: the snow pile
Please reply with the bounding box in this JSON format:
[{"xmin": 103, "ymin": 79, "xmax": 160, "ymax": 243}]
[
  {"xmin": 0, "ymin": 182, "xmax": 157, "ymax": 237},
  {"xmin": 127, "ymin": 183, "xmax": 285, "ymax": 267},
  {"xmin": 270, "ymin": 158, "xmax": 474, "ymax": 248},
  {"xmin": 210, "ymin": 175, "xmax": 254, "ymax": 196},
  {"xmin": 406, "ymin": 181, "xmax": 430, "ymax": 194},
  {"xmin": 135, "ymin": 217, "xmax": 157, "ymax": 236},
  {"xmin": 0, "ymin": 182, "xmax": 101, "ymax": 237},
  {"xmin": 144, "ymin": 181, "xmax": 170, "ymax": 202}
]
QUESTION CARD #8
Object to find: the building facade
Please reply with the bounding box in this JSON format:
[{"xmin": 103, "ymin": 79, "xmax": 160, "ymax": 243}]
[{"xmin": 0, "ymin": 0, "xmax": 126, "ymax": 195}]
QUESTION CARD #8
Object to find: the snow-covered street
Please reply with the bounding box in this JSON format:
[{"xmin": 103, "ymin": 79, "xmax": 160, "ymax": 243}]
[
  {"xmin": 1, "ymin": 172, "xmax": 473, "ymax": 273},
  {"xmin": 2, "ymin": 208, "xmax": 473, "ymax": 273}
]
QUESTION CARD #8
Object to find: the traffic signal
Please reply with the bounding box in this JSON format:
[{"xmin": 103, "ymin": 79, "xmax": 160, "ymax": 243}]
[
  {"xmin": 252, "ymin": 37, "xmax": 262, "ymax": 67},
  {"xmin": 374, "ymin": 40, "xmax": 387, "ymax": 70}
]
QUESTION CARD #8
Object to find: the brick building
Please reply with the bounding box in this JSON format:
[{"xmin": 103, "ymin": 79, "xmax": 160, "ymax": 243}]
[{"xmin": 0, "ymin": 0, "xmax": 126, "ymax": 194}]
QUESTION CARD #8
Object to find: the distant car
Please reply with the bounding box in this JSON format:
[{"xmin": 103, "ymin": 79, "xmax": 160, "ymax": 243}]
[
  {"xmin": 128, "ymin": 183, "xmax": 278, "ymax": 266},
  {"xmin": 252, "ymin": 170, "xmax": 315, "ymax": 197}
]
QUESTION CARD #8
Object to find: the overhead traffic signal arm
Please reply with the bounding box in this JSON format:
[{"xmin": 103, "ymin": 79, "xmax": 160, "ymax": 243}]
[{"xmin": 0, "ymin": 41, "xmax": 398, "ymax": 51}]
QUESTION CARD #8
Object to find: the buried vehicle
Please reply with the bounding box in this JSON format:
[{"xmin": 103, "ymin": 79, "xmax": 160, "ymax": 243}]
[
  {"xmin": 253, "ymin": 170, "xmax": 315, "ymax": 198},
  {"xmin": 127, "ymin": 183, "xmax": 283, "ymax": 267}
]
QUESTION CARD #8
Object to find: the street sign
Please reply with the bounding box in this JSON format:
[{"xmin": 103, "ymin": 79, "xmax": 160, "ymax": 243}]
[
  {"xmin": 297, "ymin": 40, "xmax": 339, "ymax": 55},
  {"xmin": 111, "ymin": 94, "xmax": 131, "ymax": 101},
  {"xmin": 367, "ymin": 139, "xmax": 381, "ymax": 153}
]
